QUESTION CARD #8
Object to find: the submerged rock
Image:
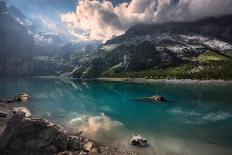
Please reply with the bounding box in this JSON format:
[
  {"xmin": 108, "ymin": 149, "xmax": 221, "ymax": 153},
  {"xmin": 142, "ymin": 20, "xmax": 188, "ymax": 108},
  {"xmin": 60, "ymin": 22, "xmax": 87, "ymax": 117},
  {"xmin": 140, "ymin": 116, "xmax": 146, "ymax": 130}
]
[{"xmin": 130, "ymin": 135, "xmax": 148, "ymax": 147}]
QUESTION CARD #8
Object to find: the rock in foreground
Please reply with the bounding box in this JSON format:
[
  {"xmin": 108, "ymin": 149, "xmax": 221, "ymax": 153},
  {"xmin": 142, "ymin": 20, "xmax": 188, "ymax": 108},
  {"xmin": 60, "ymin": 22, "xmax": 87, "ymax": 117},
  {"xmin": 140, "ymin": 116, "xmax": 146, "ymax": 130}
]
[
  {"xmin": 0, "ymin": 107, "xmax": 139, "ymax": 155},
  {"xmin": 0, "ymin": 108, "xmax": 100, "ymax": 154},
  {"xmin": 12, "ymin": 107, "xmax": 32, "ymax": 117},
  {"xmin": 0, "ymin": 112, "xmax": 7, "ymax": 118},
  {"xmin": 130, "ymin": 135, "xmax": 148, "ymax": 147}
]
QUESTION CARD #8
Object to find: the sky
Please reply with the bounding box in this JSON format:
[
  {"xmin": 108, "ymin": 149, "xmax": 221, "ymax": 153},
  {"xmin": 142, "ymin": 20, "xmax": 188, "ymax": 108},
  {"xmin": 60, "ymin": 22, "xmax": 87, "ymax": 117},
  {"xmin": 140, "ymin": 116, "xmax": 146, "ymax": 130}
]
[{"xmin": 5, "ymin": 0, "xmax": 232, "ymax": 42}]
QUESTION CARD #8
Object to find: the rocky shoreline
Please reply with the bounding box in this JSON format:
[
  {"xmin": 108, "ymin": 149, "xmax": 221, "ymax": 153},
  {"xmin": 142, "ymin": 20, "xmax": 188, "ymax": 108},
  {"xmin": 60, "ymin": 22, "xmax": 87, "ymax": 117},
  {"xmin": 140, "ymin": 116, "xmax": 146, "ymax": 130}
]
[
  {"xmin": 0, "ymin": 99, "xmax": 138, "ymax": 155},
  {"xmin": 32, "ymin": 76, "xmax": 232, "ymax": 85},
  {"xmin": 96, "ymin": 78, "xmax": 232, "ymax": 85}
]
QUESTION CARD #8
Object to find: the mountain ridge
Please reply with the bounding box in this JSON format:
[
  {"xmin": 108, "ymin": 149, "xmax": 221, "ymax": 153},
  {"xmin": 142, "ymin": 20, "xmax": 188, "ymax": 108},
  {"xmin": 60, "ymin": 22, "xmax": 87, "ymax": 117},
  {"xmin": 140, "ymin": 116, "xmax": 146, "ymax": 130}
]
[
  {"xmin": 70, "ymin": 14, "xmax": 232, "ymax": 79},
  {"xmin": 1, "ymin": 1, "xmax": 232, "ymax": 79}
]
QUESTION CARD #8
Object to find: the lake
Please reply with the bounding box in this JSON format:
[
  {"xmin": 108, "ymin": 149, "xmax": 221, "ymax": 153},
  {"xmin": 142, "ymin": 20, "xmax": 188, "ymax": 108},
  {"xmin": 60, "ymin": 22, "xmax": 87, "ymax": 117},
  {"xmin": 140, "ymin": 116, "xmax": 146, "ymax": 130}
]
[{"xmin": 1, "ymin": 77, "xmax": 232, "ymax": 155}]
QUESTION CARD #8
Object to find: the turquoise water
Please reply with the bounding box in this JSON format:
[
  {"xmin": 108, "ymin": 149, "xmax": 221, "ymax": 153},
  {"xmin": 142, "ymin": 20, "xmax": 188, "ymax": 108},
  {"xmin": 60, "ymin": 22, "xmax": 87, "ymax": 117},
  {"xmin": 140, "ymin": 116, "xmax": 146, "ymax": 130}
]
[{"xmin": 1, "ymin": 77, "xmax": 232, "ymax": 155}]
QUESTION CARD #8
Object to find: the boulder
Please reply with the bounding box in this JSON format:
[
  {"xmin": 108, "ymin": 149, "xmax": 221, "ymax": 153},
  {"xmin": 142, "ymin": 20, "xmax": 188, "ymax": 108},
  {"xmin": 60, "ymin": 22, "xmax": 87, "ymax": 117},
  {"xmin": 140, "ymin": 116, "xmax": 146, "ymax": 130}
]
[
  {"xmin": 12, "ymin": 107, "xmax": 32, "ymax": 117},
  {"xmin": 0, "ymin": 111, "xmax": 7, "ymax": 118},
  {"xmin": 0, "ymin": 112, "xmax": 68, "ymax": 153},
  {"xmin": 130, "ymin": 135, "xmax": 148, "ymax": 147},
  {"xmin": 151, "ymin": 96, "xmax": 167, "ymax": 102},
  {"xmin": 15, "ymin": 93, "xmax": 31, "ymax": 102},
  {"xmin": 0, "ymin": 97, "xmax": 16, "ymax": 103},
  {"xmin": 0, "ymin": 108, "xmax": 101, "ymax": 154},
  {"xmin": 0, "ymin": 93, "xmax": 31, "ymax": 103},
  {"xmin": 134, "ymin": 95, "xmax": 167, "ymax": 103},
  {"xmin": 83, "ymin": 142, "xmax": 93, "ymax": 152}
]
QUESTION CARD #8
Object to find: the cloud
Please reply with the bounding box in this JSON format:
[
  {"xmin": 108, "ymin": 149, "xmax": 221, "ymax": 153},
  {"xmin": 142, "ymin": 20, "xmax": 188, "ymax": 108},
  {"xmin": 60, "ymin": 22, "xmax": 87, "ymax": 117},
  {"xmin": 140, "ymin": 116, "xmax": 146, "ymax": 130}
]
[
  {"xmin": 68, "ymin": 113, "xmax": 122, "ymax": 136},
  {"xmin": 61, "ymin": 0, "xmax": 232, "ymax": 41}
]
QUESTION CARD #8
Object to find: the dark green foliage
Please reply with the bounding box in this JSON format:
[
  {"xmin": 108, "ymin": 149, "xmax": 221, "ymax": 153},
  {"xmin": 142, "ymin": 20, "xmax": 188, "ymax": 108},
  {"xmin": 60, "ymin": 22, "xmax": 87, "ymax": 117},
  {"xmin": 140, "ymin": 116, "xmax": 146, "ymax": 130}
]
[
  {"xmin": 102, "ymin": 60, "xmax": 232, "ymax": 80},
  {"xmin": 125, "ymin": 41, "xmax": 161, "ymax": 71}
]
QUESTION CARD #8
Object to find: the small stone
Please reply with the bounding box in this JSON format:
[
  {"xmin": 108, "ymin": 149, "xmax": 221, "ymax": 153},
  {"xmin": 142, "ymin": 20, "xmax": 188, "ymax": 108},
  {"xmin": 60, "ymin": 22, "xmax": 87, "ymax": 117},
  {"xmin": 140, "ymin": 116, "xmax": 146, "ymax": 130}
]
[
  {"xmin": 130, "ymin": 134, "xmax": 148, "ymax": 147},
  {"xmin": 79, "ymin": 151, "xmax": 88, "ymax": 155},
  {"xmin": 83, "ymin": 142, "xmax": 93, "ymax": 152},
  {"xmin": 151, "ymin": 96, "xmax": 167, "ymax": 102},
  {"xmin": 78, "ymin": 130, "xmax": 83, "ymax": 136},
  {"xmin": 15, "ymin": 93, "xmax": 31, "ymax": 102},
  {"xmin": 12, "ymin": 107, "xmax": 32, "ymax": 117},
  {"xmin": 0, "ymin": 112, "xmax": 7, "ymax": 118},
  {"xmin": 89, "ymin": 148, "xmax": 100, "ymax": 155},
  {"xmin": 57, "ymin": 151, "xmax": 72, "ymax": 155}
]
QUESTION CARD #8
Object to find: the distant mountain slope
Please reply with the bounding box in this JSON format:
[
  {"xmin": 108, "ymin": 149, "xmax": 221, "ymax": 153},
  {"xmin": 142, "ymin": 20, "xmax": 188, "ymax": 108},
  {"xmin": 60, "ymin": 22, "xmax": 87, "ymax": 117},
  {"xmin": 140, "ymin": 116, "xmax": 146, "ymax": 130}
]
[
  {"xmin": 107, "ymin": 14, "xmax": 232, "ymax": 44},
  {"xmin": 70, "ymin": 14, "xmax": 232, "ymax": 79},
  {"xmin": 0, "ymin": 2, "xmax": 73, "ymax": 76},
  {"xmin": 0, "ymin": 1, "xmax": 34, "ymax": 75}
]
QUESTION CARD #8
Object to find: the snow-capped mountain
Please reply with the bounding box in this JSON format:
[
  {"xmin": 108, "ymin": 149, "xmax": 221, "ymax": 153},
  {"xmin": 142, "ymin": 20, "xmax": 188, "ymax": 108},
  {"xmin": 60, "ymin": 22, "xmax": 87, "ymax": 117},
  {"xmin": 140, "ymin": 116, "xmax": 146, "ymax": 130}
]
[
  {"xmin": 104, "ymin": 14, "xmax": 232, "ymax": 59},
  {"xmin": 70, "ymin": 14, "xmax": 232, "ymax": 78}
]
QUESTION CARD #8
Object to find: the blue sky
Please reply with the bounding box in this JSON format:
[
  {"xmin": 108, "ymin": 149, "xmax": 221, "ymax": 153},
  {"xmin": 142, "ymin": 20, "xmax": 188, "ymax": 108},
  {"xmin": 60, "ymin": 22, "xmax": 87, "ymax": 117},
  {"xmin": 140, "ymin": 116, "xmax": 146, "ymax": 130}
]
[
  {"xmin": 6, "ymin": 0, "xmax": 78, "ymax": 21},
  {"xmin": 5, "ymin": 0, "xmax": 130, "ymax": 21},
  {"xmin": 4, "ymin": 0, "xmax": 131, "ymax": 42},
  {"xmin": 5, "ymin": 0, "xmax": 232, "ymax": 42}
]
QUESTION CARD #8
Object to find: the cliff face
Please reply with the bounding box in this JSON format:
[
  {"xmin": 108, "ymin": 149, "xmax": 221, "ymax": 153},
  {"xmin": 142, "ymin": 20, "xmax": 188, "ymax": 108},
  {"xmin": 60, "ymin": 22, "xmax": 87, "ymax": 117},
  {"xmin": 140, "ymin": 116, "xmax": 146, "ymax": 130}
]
[{"xmin": 0, "ymin": 1, "xmax": 34, "ymax": 75}]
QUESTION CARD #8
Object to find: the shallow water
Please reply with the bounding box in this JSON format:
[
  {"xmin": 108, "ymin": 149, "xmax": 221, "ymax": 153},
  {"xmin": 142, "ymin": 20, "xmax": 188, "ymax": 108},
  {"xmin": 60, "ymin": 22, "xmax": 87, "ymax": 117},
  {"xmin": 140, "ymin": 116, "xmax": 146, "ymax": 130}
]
[{"xmin": 1, "ymin": 77, "xmax": 232, "ymax": 155}]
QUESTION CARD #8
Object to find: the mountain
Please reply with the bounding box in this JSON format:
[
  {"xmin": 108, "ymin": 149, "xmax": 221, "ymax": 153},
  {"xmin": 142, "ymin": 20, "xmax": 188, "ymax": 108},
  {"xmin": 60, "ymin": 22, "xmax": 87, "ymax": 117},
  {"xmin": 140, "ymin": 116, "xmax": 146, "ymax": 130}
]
[
  {"xmin": 106, "ymin": 15, "xmax": 232, "ymax": 57},
  {"xmin": 70, "ymin": 14, "xmax": 232, "ymax": 80},
  {"xmin": 0, "ymin": 2, "xmax": 86, "ymax": 76},
  {"xmin": 1, "ymin": 1, "xmax": 232, "ymax": 79},
  {"xmin": 0, "ymin": 1, "xmax": 34, "ymax": 75}
]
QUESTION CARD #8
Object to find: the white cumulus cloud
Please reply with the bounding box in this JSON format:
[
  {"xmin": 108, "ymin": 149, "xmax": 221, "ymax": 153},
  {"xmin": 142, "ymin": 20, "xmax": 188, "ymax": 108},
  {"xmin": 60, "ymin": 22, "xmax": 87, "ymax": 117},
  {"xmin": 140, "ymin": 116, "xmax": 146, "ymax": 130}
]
[{"xmin": 60, "ymin": 0, "xmax": 232, "ymax": 41}]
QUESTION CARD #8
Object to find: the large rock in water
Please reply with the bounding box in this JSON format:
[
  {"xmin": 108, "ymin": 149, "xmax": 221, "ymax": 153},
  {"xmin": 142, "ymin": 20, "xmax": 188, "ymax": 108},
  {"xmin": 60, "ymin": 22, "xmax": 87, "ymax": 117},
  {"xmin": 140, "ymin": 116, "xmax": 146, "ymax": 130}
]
[
  {"xmin": 134, "ymin": 95, "xmax": 167, "ymax": 103},
  {"xmin": 130, "ymin": 135, "xmax": 148, "ymax": 147}
]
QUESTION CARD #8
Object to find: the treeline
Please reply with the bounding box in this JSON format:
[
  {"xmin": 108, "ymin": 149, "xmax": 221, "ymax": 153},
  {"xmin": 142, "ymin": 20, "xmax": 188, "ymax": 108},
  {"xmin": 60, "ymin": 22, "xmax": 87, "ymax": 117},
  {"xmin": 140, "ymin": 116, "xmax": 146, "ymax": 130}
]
[{"xmin": 102, "ymin": 60, "xmax": 232, "ymax": 80}]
